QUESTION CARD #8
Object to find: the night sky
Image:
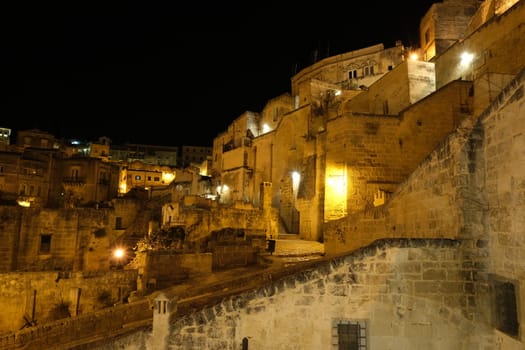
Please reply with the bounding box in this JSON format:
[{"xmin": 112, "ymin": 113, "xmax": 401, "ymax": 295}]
[{"xmin": 0, "ymin": 1, "xmax": 437, "ymax": 147}]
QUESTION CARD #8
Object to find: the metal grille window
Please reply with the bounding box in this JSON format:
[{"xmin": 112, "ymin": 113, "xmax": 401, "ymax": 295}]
[{"xmin": 332, "ymin": 319, "xmax": 367, "ymax": 350}]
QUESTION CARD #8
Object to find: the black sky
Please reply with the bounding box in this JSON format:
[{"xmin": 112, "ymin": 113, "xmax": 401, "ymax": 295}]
[{"xmin": 1, "ymin": 1, "xmax": 437, "ymax": 147}]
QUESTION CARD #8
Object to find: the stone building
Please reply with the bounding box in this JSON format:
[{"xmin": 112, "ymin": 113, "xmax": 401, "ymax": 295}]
[
  {"xmin": 109, "ymin": 142, "xmax": 179, "ymax": 167},
  {"xmin": 211, "ymin": 4, "xmax": 479, "ymax": 243},
  {"xmin": 210, "ymin": 0, "xmax": 524, "ymax": 247},
  {"xmin": 86, "ymin": 1, "xmax": 525, "ymax": 348},
  {"xmin": 1, "ymin": 0, "xmax": 525, "ymax": 348}
]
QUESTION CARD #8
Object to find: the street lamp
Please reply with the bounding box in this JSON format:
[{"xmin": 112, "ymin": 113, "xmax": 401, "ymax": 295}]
[{"xmin": 112, "ymin": 247, "xmax": 126, "ymax": 269}]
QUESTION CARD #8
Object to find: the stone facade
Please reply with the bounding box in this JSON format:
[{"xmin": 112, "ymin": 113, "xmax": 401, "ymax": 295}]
[
  {"xmin": 1, "ymin": 0, "xmax": 525, "ymax": 348},
  {"xmin": 83, "ymin": 1, "xmax": 525, "ymax": 348},
  {"xmin": 0, "ymin": 269, "xmax": 137, "ymax": 334},
  {"xmin": 89, "ymin": 63, "xmax": 525, "ymax": 350},
  {"xmin": 0, "ymin": 198, "xmax": 144, "ymax": 274},
  {"xmin": 91, "ymin": 240, "xmax": 501, "ymax": 349}
]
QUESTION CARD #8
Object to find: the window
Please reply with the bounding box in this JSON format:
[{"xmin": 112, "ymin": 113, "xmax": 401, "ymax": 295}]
[
  {"xmin": 383, "ymin": 100, "xmax": 389, "ymax": 114},
  {"xmin": 135, "ymin": 175, "xmax": 141, "ymax": 180},
  {"xmin": 115, "ymin": 217, "xmax": 123, "ymax": 230},
  {"xmin": 332, "ymin": 319, "xmax": 367, "ymax": 350},
  {"xmin": 363, "ymin": 65, "xmax": 374, "ymax": 77},
  {"xmin": 424, "ymin": 29, "xmax": 430, "ymax": 45},
  {"xmin": 491, "ymin": 275, "xmax": 519, "ymax": 337},
  {"xmin": 40, "ymin": 234, "xmax": 52, "ymax": 254}
]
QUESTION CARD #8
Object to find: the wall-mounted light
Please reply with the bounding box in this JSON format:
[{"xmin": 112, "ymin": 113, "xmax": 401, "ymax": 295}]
[
  {"xmin": 291, "ymin": 171, "xmax": 301, "ymax": 196},
  {"xmin": 460, "ymin": 51, "xmax": 474, "ymax": 66}
]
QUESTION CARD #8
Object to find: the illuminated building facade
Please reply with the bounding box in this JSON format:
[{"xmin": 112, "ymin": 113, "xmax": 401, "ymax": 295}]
[{"xmin": 211, "ymin": 0, "xmax": 524, "ymax": 246}]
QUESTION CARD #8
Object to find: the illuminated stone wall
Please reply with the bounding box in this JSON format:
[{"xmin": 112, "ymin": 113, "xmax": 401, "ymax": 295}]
[
  {"xmin": 0, "ymin": 197, "xmax": 144, "ymax": 273},
  {"xmin": 179, "ymin": 205, "xmax": 275, "ymax": 245},
  {"xmin": 421, "ymin": 0, "xmax": 480, "ymax": 62},
  {"xmin": 323, "ymin": 58, "xmax": 525, "ymax": 350},
  {"xmin": 0, "ymin": 269, "xmax": 137, "ymax": 334},
  {"xmin": 99, "ymin": 239, "xmax": 496, "ymax": 349},
  {"xmin": 324, "ymin": 79, "xmax": 473, "ymax": 220},
  {"xmin": 345, "ymin": 60, "xmax": 436, "ymax": 116},
  {"xmin": 435, "ymin": 1, "xmax": 525, "ymax": 90}
]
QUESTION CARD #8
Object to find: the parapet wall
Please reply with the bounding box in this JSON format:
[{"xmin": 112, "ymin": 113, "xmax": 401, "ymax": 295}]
[{"xmin": 0, "ymin": 269, "xmax": 137, "ymax": 334}]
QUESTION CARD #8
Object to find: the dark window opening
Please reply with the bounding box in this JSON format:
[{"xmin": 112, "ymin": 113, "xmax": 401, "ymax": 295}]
[
  {"xmin": 115, "ymin": 217, "xmax": 123, "ymax": 230},
  {"xmin": 492, "ymin": 276, "xmax": 520, "ymax": 337},
  {"xmin": 40, "ymin": 234, "xmax": 52, "ymax": 254}
]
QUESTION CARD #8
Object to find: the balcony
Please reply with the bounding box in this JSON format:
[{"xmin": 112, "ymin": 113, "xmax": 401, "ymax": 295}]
[
  {"xmin": 222, "ymin": 137, "xmax": 252, "ymax": 152},
  {"xmin": 62, "ymin": 177, "xmax": 86, "ymax": 185}
]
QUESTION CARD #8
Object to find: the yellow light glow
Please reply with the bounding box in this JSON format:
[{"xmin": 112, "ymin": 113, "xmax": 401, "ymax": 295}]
[
  {"xmin": 410, "ymin": 52, "xmax": 419, "ymax": 61},
  {"xmin": 216, "ymin": 184, "xmax": 229, "ymax": 194},
  {"xmin": 460, "ymin": 51, "xmax": 474, "ymax": 66},
  {"xmin": 262, "ymin": 124, "xmax": 271, "ymax": 133},
  {"xmin": 162, "ymin": 172, "xmax": 175, "ymax": 182},
  {"xmin": 119, "ymin": 182, "xmax": 127, "ymax": 194},
  {"xmin": 113, "ymin": 248, "xmax": 125, "ymax": 259},
  {"xmin": 17, "ymin": 200, "xmax": 31, "ymax": 207},
  {"xmin": 324, "ymin": 164, "xmax": 348, "ymax": 221},
  {"xmin": 291, "ymin": 171, "xmax": 301, "ymax": 195}
]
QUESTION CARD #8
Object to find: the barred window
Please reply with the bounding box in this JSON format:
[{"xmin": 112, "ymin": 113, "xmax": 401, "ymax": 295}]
[{"xmin": 333, "ymin": 319, "xmax": 367, "ymax": 350}]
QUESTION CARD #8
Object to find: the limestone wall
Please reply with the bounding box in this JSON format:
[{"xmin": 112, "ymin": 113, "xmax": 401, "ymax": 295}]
[
  {"xmin": 142, "ymin": 252, "xmax": 212, "ymax": 290},
  {"xmin": 480, "ymin": 69, "xmax": 525, "ymax": 339},
  {"xmin": 324, "ymin": 79, "xmax": 472, "ymax": 219},
  {"xmin": 0, "ymin": 206, "xmax": 22, "ymax": 272},
  {"xmin": 435, "ymin": 1, "xmax": 525, "ymax": 89},
  {"xmin": 322, "ymin": 64, "xmax": 525, "ymax": 348},
  {"xmin": 102, "ymin": 239, "xmax": 497, "ymax": 350},
  {"xmin": 0, "ymin": 298, "xmax": 151, "ymax": 350},
  {"xmin": 181, "ymin": 206, "xmax": 270, "ymax": 245},
  {"xmin": 0, "ymin": 269, "xmax": 137, "ymax": 334},
  {"xmin": 0, "ymin": 197, "xmax": 145, "ymax": 274}
]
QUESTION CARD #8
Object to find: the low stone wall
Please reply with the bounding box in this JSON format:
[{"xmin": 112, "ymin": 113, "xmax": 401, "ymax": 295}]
[
  {"xmin": 96, "ymin": 238, "xmax": 500, "ymax": 349},
  {"xmin": 0, "ymin": 297, "xmax": 152, "ymax": 350},
  {"xmin": 142, "ymin": 252, "xmax": 212, "ymax": 291},
  {"xmin": 0, "ymin": 269, "xmax": 137, "ymax": 334},
  {"xmin": 212, "ymin": 245, "xmax": 259, "ymax": 269}
]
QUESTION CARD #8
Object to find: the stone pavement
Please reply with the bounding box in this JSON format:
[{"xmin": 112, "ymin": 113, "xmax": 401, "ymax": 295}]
[{"xmin": 271, "ymin": 235, "xmax": 325, "ymax": 257}]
